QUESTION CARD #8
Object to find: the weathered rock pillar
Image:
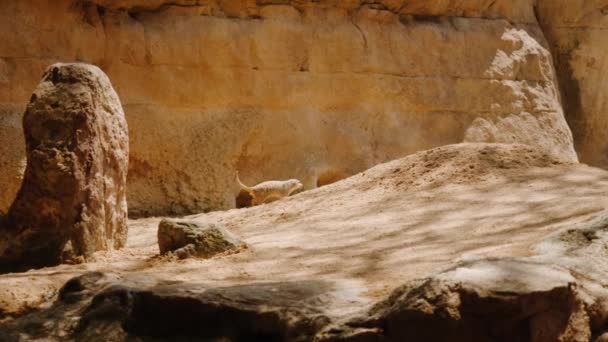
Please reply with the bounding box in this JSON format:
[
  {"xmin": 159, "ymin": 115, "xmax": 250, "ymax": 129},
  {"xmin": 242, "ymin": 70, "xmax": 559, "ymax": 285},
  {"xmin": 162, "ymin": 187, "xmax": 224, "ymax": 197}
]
[{"xmin": 0, "ymin": 63, "xmax": 129, "ymax": 272}]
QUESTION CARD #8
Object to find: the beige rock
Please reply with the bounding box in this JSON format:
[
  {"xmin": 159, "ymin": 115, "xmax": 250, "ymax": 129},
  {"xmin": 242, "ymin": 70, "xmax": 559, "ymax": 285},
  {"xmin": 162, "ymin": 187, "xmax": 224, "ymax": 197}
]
[
  {"xmin": 0, "ymin": 63, "xmax": 129, "ymax": 272},
  {"xmin": 0, "ymin": 0, "xmax": 577, "ymax": 215},
  {"xmin": 0, "ymin": 143, "xmax": 607, "ymax": 340},
  {"xmin": 537, "ymin": 0, "xmax": 608, "ymax": 169}
]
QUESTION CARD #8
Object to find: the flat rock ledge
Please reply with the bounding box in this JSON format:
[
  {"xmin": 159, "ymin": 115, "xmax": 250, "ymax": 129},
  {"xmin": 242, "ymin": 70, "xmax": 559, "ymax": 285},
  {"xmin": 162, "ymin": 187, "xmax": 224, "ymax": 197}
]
[{"xmin": 158, "ymin": 219, "xmax": 246, "ymax": 259}]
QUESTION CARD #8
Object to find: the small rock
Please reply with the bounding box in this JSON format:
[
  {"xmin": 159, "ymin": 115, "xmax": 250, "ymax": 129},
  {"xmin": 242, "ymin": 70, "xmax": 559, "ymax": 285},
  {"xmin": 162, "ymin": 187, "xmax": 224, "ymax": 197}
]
[{"xmin": 157, "ymin": 220, "xmax": 245, "ymax": 259}]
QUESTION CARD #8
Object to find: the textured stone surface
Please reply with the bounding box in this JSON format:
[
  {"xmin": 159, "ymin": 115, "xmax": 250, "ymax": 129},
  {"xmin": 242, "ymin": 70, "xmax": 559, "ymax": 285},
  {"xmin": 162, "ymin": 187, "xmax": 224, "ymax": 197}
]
[
  {"xmin": 0, "ymin": 273, "xmax": 334, "ymax": 342},
  {"xmin": 0, "ymin": 63, "xmax": 129, "ymax": 272},
  {"xmin": 0, "ymin": 0, "xmax": 577, "ymax": 215},
  {"xmin": 157, "ymin": 219, "xmax": 245, "ymax": 259},
  {"xmin": 537, "ymin": 0, "xmax": 608, "ymax": 169},
  {"xmin": 1, "ymin": 143, "xmax": 608, "ymax": 340},
  {"xmin": 319, "ymin": 261, "xmax": 589, "ymax": 342}
]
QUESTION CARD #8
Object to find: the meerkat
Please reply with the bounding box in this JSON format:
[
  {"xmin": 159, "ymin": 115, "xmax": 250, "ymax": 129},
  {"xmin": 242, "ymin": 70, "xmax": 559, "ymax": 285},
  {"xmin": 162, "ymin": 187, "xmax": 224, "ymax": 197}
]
[{"xmin": 236, "ymin": 171, "xmax": 303, "ymax": 206}]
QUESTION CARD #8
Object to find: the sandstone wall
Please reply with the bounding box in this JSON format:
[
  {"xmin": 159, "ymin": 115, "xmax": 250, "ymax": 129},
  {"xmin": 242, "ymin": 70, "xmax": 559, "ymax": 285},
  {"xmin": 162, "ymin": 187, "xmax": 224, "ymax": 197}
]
[
  {"xmin": 537, "ymin": 0, "xmax": 608, "ymax": 169},
  {"xmin": 0, "ymin": 0, "xmax": 577, "ymax": 215}
]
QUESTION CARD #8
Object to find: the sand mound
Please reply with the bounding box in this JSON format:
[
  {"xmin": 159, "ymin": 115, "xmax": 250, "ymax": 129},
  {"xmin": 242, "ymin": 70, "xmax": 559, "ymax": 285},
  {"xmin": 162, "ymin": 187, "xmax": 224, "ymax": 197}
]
[{"xmin": 323, "ymin": 143, "xmax": 566, "ymax": 194}]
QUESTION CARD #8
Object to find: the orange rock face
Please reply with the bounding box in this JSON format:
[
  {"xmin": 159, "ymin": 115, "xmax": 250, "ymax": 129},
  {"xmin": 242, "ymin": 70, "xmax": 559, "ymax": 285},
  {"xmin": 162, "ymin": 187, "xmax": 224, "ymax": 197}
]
[
  {"xmin": 538, "ymin": 0, "xmax": 608, "ymax": 169},
  {"xmin": 0, "ymin": 1, "xmax": 579, "ymax": 215}
]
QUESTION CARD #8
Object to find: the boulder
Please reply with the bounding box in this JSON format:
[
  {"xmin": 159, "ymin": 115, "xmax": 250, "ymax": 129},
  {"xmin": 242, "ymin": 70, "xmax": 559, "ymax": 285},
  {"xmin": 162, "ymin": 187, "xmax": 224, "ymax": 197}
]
[
  {"xmin": 82, "ymin": 280, "xmax": 331, "ymax": 341},
  {"xmin": 0, "ymin": 63, "xmax": 129, "ymax": 272},
  {"xmin": 157, "ymin": 220, "xmax": 245, "ymax": 259},
  {"xmin": 319, "ymin": 259, "xmax": 589, "ymax": 342},
  {"xmin": 537, "ymin": 0, "xmax": 608, "ymax": 169}
]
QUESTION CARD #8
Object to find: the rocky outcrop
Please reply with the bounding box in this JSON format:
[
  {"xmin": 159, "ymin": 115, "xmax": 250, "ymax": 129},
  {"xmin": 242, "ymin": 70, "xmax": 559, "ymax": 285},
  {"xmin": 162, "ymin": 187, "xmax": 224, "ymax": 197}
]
[
  {"xmin": 0, "ymin": 63, "xmax": 129, "ymax": 272},
  {"xmin": 319, "ymin": 260, "xmax": 590, "ymax": 342},
  {"xmin": 0, "ymin": 262, "xmax": 599, "ymax": 341},
  {"xmin": 157, "ymin": 219, "xmax": 245, "ymax": 259},
  {"xmin": 1, "ymin": 143, "xmax": 608, "ymax": 340},
  {"xmin": 83, "ymin": 281, "xmax": 332, "ymax": 341},
  {"xmin": 0, "ymin": 0, "xmax": 577, "ymax": 215},
  {"xmin": 0, "ymin": 272, "xmax": 334, "ymax": 341},
  {"xmin": 536, "ymin": 0, "xmax": 608, "ymax": 169}
]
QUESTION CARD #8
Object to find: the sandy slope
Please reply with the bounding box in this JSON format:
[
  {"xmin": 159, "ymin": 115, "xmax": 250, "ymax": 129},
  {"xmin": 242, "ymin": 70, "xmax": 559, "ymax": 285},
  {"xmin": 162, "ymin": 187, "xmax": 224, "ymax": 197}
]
[{"xmin": 1, "ymin": 143, "xmax": 608, "ymax": 322}]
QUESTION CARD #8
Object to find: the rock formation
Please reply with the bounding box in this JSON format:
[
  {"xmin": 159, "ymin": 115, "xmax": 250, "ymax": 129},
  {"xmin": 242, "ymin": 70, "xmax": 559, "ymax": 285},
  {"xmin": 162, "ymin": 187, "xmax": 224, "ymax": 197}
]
[
  {"xmin": 157, "ymin": 219, "xmax": 245, "ymax": 259},
  {"xmin": 320, "ymin": 260, "xmax": 591, "ymax": 342},
  {"xmin": 1, "ymin": 0, "xmax": 608, "ymax": 339},
  {"xmin": 537, "ymin": 0, "xmax": 608, "ymax": 169},
  {"xmin": 2, "ymin": 1, "xmax": 608, "ymax": 340},
  {"xmin": 0, "ymin": 63, "xmax": 129, "ymax": 272},
  {"xmin": 2, "ymin": 143, "xmax": 608, "ymax": 340},
  {"xmin": 0, "ymin": 0, "xmax": 580, "ymax": 215}
]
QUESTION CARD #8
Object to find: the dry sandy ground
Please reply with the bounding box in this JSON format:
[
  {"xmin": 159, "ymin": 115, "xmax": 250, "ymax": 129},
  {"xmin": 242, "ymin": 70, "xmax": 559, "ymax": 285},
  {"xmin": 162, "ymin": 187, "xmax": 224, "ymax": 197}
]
[{"xmin": 1, "ymin": 143, "xmax": 608, "ymax": 321}]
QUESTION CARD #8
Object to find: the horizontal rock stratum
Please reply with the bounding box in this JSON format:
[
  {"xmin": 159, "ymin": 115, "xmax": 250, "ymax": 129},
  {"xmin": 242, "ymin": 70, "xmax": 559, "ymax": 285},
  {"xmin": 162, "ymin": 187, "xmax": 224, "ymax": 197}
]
[
  {"xmin": 1, "ymin": 143, "xmax": 608, "ymax": 340},
  {"xmin": 0, "ymin": 0, "xmax": 585, "ymax": 215}
]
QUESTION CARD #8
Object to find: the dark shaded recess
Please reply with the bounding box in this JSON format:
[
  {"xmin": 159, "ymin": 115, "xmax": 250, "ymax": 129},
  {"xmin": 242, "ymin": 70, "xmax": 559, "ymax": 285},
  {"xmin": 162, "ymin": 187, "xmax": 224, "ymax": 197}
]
[
  {"xmin": 78, "ymin": 281, "xmax": 332, "ymax": 341},
  {"xmin": 316, "ymin": 169, "xmax": 349, "ymax": 188},
  {"xmin": 126, "ymin": 293, "xmax": 286, "ymax": 341},
  {"xmin": 236, "ymin": 189, "xmax": 253, "ymax": 208},
  {"xmin": 0, "ymin": 216, "xmax": 68, "ymax": 273},
  {"xmin": 59, "ymin": 271, "xmax": 107, "ymax": 303},
  {"xmin": 97, "ymin": 5, "xmax": 106, "ymax": 17},
  {"xmin": 127, "ymin": 10, "xmax": 139, "ymax": 20},
  {"xmin": 412, "ymin": 15, "xmax": 445, "ymax": 23},
  {"xmin": 0, "ymin": 272, "xmax": 114, "ymax": 340}
]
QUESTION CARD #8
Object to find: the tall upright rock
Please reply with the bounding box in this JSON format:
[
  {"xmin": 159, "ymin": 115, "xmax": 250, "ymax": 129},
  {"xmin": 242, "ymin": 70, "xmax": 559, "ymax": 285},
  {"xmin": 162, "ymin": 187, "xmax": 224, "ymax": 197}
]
[{"xmin": 0, "ymin": 63, "xmax": 129, "ymax": 272}]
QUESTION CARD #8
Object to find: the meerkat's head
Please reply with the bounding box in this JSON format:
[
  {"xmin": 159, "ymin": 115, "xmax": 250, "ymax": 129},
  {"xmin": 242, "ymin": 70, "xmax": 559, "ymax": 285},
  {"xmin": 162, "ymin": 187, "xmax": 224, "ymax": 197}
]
[{"xmin": 287, "ymin": 179, "xmax": 304, "ymax": 194}]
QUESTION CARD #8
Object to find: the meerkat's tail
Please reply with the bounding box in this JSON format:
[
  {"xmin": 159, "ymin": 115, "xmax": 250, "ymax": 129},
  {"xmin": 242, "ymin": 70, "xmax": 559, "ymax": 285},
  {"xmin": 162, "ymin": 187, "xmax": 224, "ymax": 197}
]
[{"xmin": 235, "ymin": 171, "xmax": 253, "ymax": 193}]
